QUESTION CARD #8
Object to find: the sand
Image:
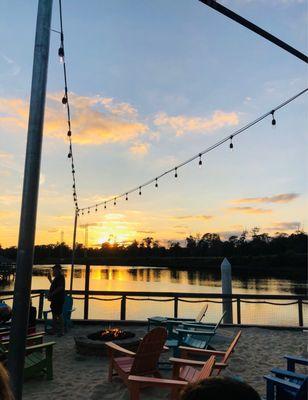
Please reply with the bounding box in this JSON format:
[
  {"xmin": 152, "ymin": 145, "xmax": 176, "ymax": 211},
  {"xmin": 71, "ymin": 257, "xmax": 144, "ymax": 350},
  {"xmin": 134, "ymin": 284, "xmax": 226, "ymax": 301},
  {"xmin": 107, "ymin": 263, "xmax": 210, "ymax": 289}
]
[{"xmin": 22, "ymin": 324, "xmax": 307, "ymax": 400}]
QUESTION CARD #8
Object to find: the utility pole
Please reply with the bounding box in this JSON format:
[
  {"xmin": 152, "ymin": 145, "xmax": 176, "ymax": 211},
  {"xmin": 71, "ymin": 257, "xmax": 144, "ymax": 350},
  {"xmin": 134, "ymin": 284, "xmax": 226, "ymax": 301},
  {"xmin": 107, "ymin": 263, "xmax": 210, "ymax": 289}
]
[{"xmin": 8, "ymin": 1, "xmax": 53, "ymax": 399}]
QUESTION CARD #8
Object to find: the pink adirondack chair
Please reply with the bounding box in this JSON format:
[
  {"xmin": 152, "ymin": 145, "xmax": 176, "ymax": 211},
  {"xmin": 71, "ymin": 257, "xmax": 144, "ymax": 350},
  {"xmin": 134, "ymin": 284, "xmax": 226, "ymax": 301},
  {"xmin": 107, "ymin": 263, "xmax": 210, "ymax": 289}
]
[{"xmin": 128, "ymin": 355, "xmax": 216, "ymax": 400}]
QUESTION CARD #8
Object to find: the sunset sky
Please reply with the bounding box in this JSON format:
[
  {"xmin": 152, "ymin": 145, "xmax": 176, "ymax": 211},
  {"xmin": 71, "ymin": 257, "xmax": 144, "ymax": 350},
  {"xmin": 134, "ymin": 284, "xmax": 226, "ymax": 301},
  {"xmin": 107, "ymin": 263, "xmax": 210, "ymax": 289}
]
[{"xmin": 0, "ymin": 0, "xmax": 307, "ymax": 248}]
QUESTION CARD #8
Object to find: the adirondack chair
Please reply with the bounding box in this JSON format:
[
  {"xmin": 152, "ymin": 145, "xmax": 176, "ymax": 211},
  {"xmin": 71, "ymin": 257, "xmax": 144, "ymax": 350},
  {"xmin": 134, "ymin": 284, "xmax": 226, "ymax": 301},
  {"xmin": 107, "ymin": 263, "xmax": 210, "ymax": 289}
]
[
  {"xmin": 128, "ymin": 355, "xmax": 216, "ymax": 400},
  {"xmin": 166, "ymin": 312, "xmax": 226, "ymax": 355},
  {"xmin": 174, "ymin": 330, "xmax": 242, "ymax": 376},
  {"xmin": 147, "ymin": 304, "xmax": 208, "ymax": 333},
  {"xmin": 43, "ymin": 294, "xmax": 75, "ymax": 332},
  {"xmin": 264, "ymin": 370, "xmax": 307, "ymax": 400},
  {"xmin": 1, "ymin": 332, "xmax": 45, "ymax": 348},
  {"xmin": 105, "ymin": 327, "xmax": 167, "ymax": 394},
  {"xmin": 264, "ymin": 355, "xmax": 308, "ymax": 400},
  {"xmin": 0, "ymin": 340, "xmax": 56, "ymax": 379}
]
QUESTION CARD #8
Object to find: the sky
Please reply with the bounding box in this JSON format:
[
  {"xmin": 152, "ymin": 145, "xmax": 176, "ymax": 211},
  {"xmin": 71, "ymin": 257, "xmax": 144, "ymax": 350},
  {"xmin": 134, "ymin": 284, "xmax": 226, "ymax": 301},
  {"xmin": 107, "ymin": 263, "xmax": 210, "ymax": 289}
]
[{"xmin": 0, "ymin": 0, "xmax": 307, "ymax": 248}]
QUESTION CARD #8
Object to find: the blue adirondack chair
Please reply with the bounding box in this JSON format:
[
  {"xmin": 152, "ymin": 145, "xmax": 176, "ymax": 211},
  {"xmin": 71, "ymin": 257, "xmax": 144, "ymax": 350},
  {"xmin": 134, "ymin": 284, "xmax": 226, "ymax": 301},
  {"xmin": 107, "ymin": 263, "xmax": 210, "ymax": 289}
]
[
  {"xmin": 166, "ymin": 312, "xmax": 226, "ymax": 356},
  {"xmin": 43, "ymin": 294, "xmax": 75, "ymax": 333},
  {"xmin": 264, "ymin": 355, "xmax": 308, "ymax": 400}
]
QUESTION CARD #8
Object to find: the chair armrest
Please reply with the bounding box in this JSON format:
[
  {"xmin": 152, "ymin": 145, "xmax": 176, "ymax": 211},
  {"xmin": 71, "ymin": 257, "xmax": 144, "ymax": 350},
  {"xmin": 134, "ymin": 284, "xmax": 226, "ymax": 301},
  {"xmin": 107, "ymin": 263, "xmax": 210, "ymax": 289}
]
[
  {"xmin": 25, "ymin": 341, "xmax": 56, "ymax": 353},
  {"xmin": 128, "ymin": 375, "xmax": 188, "ymax": 389},
  {"xmin": 264, "ymin": 375, "xmax": 300, "ymax": 390},
  {"xmin": 179, "ymin": 346, "xmax": 225, "ymax": 356},
  {"xmin": 105, "ymin": 341, "xmax": 135, "ymax": 356},
  {"xmin": 284, "ymin": 355, "xmax": 308, "ymax": 366},
  {"xmin": 2, "ymin": 333, "xmax": 45, "ymax": 347},
  {"xmin": 170, "ymin": 357, "xmax": 206, "ymax": 367},
  {"xmin": 182, "ymin": 322, "xmax": 215, "ymax": 329},
  {"xmin": 214, "ymin": 362, "xmax": 228, "ymax": 369},
  {"xmin": 167, "ymin": 318, "xmax": 195, "ymax": 322},
  {"xmin": 176, "ymin": 328, "xmax": 215, "ymax": 336},
  {"xmin": 271, "ymin": 368, "xmax": 307, "ymax": 380}
]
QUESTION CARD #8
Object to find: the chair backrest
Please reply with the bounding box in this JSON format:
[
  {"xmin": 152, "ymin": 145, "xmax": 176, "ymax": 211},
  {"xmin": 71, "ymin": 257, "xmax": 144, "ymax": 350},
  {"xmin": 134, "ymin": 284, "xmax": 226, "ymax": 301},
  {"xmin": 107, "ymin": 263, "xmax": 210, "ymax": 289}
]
[
  {"xmin": 130, "ymin": 327, "xmax": 167, "ymax": 375},
  {"xmin": 195, "ymin": 304, "xmax": 208, "ymax": 323},
  {"xmin": 194, "ymin": 355, "xmax": 215, "ymax": 382},
  {"xmin": 213, "ymin": 311, "xmax": 226, "ymax": 332},
  {"xmin": 222, "ymin": 331, "xmax": 242, "ymax": 364}
]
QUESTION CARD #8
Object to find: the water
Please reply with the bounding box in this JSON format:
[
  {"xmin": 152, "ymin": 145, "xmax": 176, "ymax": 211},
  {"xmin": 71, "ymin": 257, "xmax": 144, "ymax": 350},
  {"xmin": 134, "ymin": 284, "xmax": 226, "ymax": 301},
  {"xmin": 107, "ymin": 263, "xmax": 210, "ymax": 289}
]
[{"xmin": 1, "ymin": 265, "xmax": 307, "ymax": 326}]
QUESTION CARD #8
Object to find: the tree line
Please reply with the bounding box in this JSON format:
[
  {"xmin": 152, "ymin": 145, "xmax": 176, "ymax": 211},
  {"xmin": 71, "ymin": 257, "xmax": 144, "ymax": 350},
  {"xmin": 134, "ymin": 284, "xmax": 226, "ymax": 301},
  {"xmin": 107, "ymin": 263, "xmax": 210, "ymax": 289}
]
[{"xmin": 0, "ymin": 229, "xmax": 306, "ymax": 261}]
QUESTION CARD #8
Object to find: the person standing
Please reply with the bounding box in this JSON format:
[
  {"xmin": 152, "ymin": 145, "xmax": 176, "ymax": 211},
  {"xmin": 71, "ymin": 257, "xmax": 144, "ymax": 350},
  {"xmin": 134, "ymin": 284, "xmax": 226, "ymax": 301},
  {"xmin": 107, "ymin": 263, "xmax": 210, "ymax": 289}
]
[{"xmin": 47, "ymin": 264, "xmax": 65, "ymax": 336}]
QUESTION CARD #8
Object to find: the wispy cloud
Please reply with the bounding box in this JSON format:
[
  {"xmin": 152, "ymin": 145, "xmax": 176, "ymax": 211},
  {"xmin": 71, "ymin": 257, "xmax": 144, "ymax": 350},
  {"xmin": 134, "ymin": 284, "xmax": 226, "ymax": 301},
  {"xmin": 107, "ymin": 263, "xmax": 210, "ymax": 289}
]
[
  {"xmin": 0, "ymin": 94, "xmax": 149, "ymax": 146},
  {"xmin": 137, "ymin": 230, "xmax": 156, "ymax": 234},
  {"xmin": 233, "ymin": 193, "xmax": 300, "ymax": 204},
  {"xmin": 153, "ymin": 110, "xmax": 239, "ymax": 136},
  {"xmin": 129, "ymin": 142, "xmax": 150, "ymax": 156},
  {"xmin": 266, "ymin": 221, "xmax": 301, "ymax": 231},
  {"xmin": 172, "ymin": 215, "xmax": 213, "ymax": 221},
  {"xmin": 228, "ymin": 206, "xmax": 272, "ymax": 214}
]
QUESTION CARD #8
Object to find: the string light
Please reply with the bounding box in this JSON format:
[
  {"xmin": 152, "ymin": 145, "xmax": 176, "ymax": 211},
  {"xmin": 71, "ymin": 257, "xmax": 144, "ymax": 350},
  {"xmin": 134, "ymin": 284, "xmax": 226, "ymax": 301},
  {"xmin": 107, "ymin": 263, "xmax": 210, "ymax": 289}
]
[
  {"xmin": 114, "ymin": 198, "xmax": 116, "ymax": 206},
  {"xmin": 58, "ymin": 46, "xmax": 64, "ymax": 63},
  {"xmin": 104, "ymin": 202, "xmax": 107, "ymax": 209},
  {"xmin": 95, "ymin": 205, "xmax": 98, "ymax": 212},
  {"xmin": 77, "ymin": 88, "xmax": 307, "ymax": 214},
  {"xmin": 271, "ymin": 110, "xmax": 276, "ymax": 126},
  {"xmin": 126, "ymin": 193, "xmax": 128, "ymax": 200},
  {"xmin": 87, "ymin": 208, "xmax": 90, "ymax": 214}
]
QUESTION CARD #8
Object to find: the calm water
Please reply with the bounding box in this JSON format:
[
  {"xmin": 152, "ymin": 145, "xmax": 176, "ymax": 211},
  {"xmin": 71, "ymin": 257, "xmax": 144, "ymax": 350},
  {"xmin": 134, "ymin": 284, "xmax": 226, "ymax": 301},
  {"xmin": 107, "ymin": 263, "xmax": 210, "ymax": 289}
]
[{"xmin": 2, "ymin": 265, "xmax": 307, "ymax": 326}]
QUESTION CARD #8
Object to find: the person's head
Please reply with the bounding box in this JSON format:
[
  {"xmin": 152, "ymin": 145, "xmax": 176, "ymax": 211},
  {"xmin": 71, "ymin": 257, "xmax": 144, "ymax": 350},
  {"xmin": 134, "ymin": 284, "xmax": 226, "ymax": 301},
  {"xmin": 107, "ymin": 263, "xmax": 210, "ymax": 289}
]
[
  {"xmin": 0, "ymin": 363, "xmax": 13, "ymax": 400},
  {"xmin": 52, "ymin": 264, "xmax": 62, "ymax": 277},
  {"xmin": 180, "ymin": 377, "xmax": 261, "ymax": 400}
]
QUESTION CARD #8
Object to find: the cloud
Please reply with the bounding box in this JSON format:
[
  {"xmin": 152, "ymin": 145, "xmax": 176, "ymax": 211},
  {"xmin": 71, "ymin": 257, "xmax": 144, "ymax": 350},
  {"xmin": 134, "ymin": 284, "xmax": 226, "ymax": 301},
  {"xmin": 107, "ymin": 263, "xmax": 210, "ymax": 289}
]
[
  {"xmin": 153, "ymin": 110, "xmax": 239, "ymax": 136},
  {"xmin": 266, "ymin": 221, "xmax": 301, "ymax": 231},
  {"xmin": 228, "ymin": 206, "xmax": 272, "ymax": 214},
  {"xmin": 233, "ymin": 193, "xmax": 300, "ymax": 204},
  {"xmin": 137, "ymin": 230, "xmax": 156, "ymax": 234},
  {"xmin": 0, "ymin": 94, "xmax": 149, "ymax": 146},
  {"xmin": 129, "ymin": 142, "xmax": 150, "ymax": 156},
  {"xmin": 172, "ymin": 215, "xmax": 213, "ymax": 221}
]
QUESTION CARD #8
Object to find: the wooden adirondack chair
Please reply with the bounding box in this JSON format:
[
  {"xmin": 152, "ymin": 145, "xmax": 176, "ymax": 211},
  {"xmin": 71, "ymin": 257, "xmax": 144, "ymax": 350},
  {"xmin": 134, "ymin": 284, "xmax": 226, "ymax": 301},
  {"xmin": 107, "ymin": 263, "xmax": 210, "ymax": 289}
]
[
  {"xmin": 0, "ymin": 341, "xmax": 56, "ymax": 380},
  {"xmin": 167, "ymin": 312, "xmax": 226, "ymax": 354},
  {"xmin": 264, "ymin": 370, "xmax": 307, "ymax": 400},
  {"xmin": 128, "ymin": 355, "xmax": 215, "ymax": 400},
  {"xmin": 175, "ymin": 330, "xmax": 242, "ymax": 376},
  {"xmin": 147, "ymin": 304, "xmax": 208, "ymax": 333},
  {"xmin": 43, "ymin": 294, "xmax": 75, "ymax": 332},
  {"xmin": 1, "ymin": 332, "xmax": 45, "ymax": 349},
  {"xmin": 105, "ymin": 327, "xmax": 167, "ymax": 392}
]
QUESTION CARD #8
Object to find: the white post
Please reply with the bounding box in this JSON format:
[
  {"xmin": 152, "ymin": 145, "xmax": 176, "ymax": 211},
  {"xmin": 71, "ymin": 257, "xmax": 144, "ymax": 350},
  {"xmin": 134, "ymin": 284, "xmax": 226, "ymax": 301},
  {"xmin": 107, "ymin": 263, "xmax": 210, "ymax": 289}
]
[{"xmin": 221, "ymin": 257, "xmax": 233, "ymax": 323}]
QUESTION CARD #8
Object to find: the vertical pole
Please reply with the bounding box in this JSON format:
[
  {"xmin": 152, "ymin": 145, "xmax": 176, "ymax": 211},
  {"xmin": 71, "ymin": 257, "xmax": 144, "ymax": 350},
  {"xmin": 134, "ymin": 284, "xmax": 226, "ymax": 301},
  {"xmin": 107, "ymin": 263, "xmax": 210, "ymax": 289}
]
[
  {"xmin": 38, "ymin": 292, "xmax": 44, "ymax": 320},
  {"xmin": 221, "ymin": 258, "xmax": 233, "ymax": 324},
  {"xmin": 120, "ymin": 295, "xmax": 126, "ymax": 320},
  {"xmin": 174, "ymin": 296, "xmax": 178, "ymax": 318},
  {"xmin": 69, "ymin": 210, "xmax": 78, "ymax": 292},
  {"xmin": 7, "ymin": 1, "xmax": 53, "ymax": 398},
  {"xmin": 236, "ymin": 298, "xmax": 241, "ymax": 325},
  {"xmin": 298, "ymin": 299, "xmax": 303, "ymax": 327},
  {"xmin": 84, "ymin": 264, "xmax": 90, "ymax": 320}
]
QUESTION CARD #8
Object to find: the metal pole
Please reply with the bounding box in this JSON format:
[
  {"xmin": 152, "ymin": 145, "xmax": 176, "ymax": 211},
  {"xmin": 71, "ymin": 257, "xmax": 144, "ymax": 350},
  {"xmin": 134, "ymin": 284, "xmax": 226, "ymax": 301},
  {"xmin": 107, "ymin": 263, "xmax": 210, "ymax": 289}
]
[
  {"xmin": 198, "ymin": 0, "xmax": 308, "ymax": 63},
  {"xmin": 221, "ymin": 257, "xmax": 233, "ymax": 323},
  {"xmin": 7, "ymin": 1, "xmax": 53, "ymax": 398},
  {"xmin": 69, "ymin": 210, "xmax": 78, "ymax": 292}
]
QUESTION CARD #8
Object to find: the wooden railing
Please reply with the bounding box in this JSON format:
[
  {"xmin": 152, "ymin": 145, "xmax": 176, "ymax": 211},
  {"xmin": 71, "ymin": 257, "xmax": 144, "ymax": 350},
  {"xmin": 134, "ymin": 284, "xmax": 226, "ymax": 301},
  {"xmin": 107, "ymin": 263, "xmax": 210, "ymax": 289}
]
[{"xmin": 1, "ymin": 289, "xmax": 307, "ymax": 327}]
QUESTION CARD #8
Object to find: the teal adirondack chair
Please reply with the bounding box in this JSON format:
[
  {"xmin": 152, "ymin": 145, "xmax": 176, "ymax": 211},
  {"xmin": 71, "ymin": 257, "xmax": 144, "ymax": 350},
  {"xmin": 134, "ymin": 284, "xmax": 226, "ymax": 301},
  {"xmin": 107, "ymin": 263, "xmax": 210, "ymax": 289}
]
[
  {"xmin": 43, "ymin": 294, "xmax": 75, "ymax": 332},
  {"xmin": 166, "ymin": 312, "xmax": 226, "ymax": 355},
  {"xmin": 0, "ymin": 340, "xmax": 56, "ymax": 380}
]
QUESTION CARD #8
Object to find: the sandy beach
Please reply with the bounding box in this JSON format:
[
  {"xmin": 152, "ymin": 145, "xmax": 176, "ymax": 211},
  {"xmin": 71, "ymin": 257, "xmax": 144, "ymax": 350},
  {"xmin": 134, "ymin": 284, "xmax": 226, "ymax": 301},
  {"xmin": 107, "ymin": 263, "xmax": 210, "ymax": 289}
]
[{"xmin": 21, "ymin": 324, "xmax": 307, "ymax": 400}]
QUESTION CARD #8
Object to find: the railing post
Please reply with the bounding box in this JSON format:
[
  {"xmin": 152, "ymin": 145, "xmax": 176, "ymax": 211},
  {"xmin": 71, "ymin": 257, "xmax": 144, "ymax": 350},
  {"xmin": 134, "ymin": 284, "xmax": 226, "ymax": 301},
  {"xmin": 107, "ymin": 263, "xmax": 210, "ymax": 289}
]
[
  {"xmin": 83, "ymin": 264, "xmax": 90, "ymax": 320},
  {"xmin": 174, "ymin": 296, "xmax": 178, "ymax": 318},
  {"xmin": 38, "ymin": 292, "xmax": 44, "ymax": 320},
  {"xmin": 298, "ymin": 299, "xmax": 303, "ymax": 327},
  {"xmin": 121, "ymin": 295, "xmax": 126, "ymax": 320},
  {"xmin": 236, "ymin": 298, "xmax": 241, "ymax": 325}
]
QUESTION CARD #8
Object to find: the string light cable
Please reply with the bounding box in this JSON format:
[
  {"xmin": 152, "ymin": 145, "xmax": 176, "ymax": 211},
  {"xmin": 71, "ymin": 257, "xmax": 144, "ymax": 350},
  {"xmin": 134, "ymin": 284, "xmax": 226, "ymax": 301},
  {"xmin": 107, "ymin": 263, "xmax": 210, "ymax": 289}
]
[
  {"xmin": 78, "ymin": 87, "xmax": 307, "ymax": 214},
  {"xmin": 58, "ymin": 0, "xmax": 79, "ymax": 213}
]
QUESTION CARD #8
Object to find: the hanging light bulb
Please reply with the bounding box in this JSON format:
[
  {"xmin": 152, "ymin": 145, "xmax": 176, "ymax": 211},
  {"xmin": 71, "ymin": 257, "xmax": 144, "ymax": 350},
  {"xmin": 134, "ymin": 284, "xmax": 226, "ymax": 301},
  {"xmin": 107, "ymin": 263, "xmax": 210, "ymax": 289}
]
[
  {"xmin": 82, "ymin": 210, "xmax": 84, "ymax": 216},
  {"xmin": 62, "ymin": 96, "xmax": 67, "ymax": 105},
  {"xmin": 271, "ymin": 110, "xmax": 276, "ymax": 127},
  {"xmin": 58, "ymin": 46, "xmax": 64, "ymax": 63},
  {"xmin": 229, "ymin": 135, "xmax": 234, "ymax": 150},
  {"xmin": 126, "ymin": 193, "xmax": 128, "ymax": 201},
  {"xmin": 67, "ymin": 130, "xmax": 72, "ymax": 137},
  {"xmin": 174, "ymin": 167, "xmax": 178, "ymax": 178},
  {"xmin": 114, "ymin": 198, "xmax": 116, "ymax": 206},
  {"xmin": 95, "ymin": 205, "xmax": 98, "ymax": 212},
  {"xmin": 198, "ymin": 153, "xmax": 202, "ymax": 168},
  {"xmin": 104, "ymin": 202, "xmax": 107, "ymax": 209},
  {"xmin": 68, "ymin": 152, "xmax": 72, "ymax": 158},
  {"xmin": 88, "ymin": 208, "xmax": 90, "ymax": 214},
  {"xmin": 139, "ymin": 187, "xmax": 142, "ymax": 195},
  {"xmin": 155, "ymin": 178, "xmax": 158, "ymax": 188}
]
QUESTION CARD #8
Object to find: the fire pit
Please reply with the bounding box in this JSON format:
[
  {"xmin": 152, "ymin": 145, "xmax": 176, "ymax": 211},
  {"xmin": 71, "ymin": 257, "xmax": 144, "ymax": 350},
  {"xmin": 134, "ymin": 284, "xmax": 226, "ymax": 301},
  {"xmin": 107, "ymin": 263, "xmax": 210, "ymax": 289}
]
[{"xmin": 75, "ymin": 327, "xmax": 140, "ymax": 357}]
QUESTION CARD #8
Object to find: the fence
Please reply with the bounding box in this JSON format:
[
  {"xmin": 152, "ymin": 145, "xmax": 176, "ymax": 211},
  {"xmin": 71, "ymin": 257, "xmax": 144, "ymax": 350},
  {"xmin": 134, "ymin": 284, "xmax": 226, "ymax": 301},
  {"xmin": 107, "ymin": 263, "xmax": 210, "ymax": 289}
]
[{"xmin": 1, "ymin": 289, "xmax": 307, "ymax": 327}]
